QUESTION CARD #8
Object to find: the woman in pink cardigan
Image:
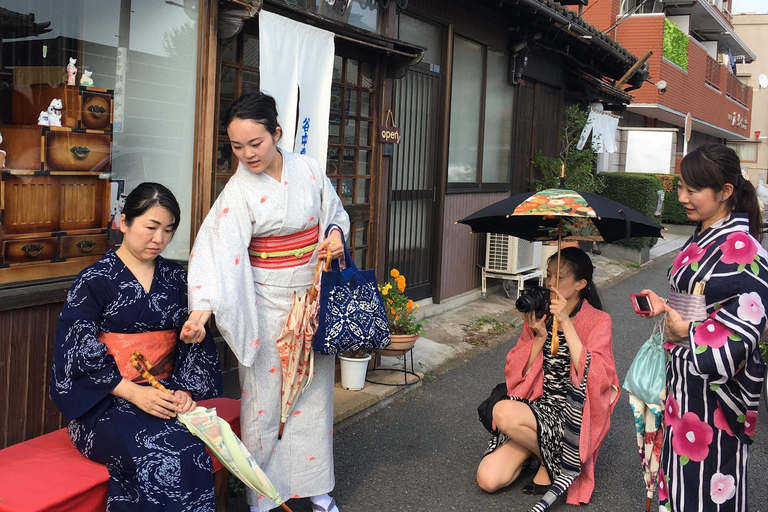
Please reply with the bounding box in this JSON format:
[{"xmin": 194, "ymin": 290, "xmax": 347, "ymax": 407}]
[{"xmin": 477, "ymin": 247, "xmax": 620, "ymax": 510}]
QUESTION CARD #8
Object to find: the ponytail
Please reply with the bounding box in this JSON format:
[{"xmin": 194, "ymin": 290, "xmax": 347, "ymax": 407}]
[{"xmin": 681, "ymin": 143, "xmax": 763, "ymax": 241}]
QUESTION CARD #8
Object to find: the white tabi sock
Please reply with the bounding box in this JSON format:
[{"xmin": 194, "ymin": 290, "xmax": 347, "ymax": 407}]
[{"xmin": 310, "ymin": 493, "xmax": 340, "ymax": 512}]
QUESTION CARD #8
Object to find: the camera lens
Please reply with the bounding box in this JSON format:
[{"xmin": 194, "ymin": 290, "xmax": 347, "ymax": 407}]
[{"xmin": 515, "ymin": 293, "xmax": 536, "ymax": 312}]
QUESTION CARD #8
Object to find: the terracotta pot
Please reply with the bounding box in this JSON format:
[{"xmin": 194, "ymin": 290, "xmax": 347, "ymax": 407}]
[{"xmin": 377, "ymin": 334, "xmax": 419, "ymax": 356}]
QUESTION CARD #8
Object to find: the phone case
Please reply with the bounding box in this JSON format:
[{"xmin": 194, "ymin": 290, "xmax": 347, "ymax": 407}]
[{"xmin": 631, "ymin": 294, "xmax": 653, "ymax": 314}]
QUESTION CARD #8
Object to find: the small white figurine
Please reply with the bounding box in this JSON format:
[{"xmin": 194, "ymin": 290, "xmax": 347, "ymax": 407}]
[
  {"xmin": 79, "ymin": 70, "xmax": 93, "ymax": 87},
  {"xmin": 66, "ymin": 57, "xmax": 77, "ymax": 86},
  {"xmin": 38, "ymin": 98, "xmax": 63, "ymax": 127}
]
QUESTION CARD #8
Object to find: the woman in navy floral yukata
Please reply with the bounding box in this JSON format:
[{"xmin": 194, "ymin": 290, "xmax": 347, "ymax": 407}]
[
  {"xmin": 642, "ymin": 143, "xmax": 767, "ymax": 512},
  {"xmin": 50, "ymin": 183, "xmax": 222, "ymax": 511}
]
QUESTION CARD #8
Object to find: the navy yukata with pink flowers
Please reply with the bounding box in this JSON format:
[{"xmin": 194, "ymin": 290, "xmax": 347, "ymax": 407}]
[{"xmin": 660, "ymin": 214, "xmax": 768, "ymax": 512}]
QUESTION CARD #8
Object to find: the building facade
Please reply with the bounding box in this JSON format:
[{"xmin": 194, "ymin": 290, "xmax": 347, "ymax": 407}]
[
  {"xmin": 581, "ymin": 0, "xmax": 755, "ymax": 174},
  {"xmin": 0, "ymin": 0, "xmax": 644, "ymax": 447}
]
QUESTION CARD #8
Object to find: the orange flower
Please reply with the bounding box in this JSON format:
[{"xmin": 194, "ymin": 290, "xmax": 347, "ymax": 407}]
[
  {"xmin": 406, "ymin": 300, "xmax": 413, "ymax": 313},
  {"xmin": 390, "ymin": 269, "xmax": 400, "ymax": 278},
  {"xmin": 397, "ymin": 280, "xmax": 405, "ymax": 293},
  {"xmin": 388, "ymin": 299, "xmax": 393, "ymax": 304},
  {"xmin": 391, "ymin": 308, "xmax": 396, "ymax": 315},
  {"xmin": 395, "ymin": 315, "xmax": 399, "ymax": 321}
]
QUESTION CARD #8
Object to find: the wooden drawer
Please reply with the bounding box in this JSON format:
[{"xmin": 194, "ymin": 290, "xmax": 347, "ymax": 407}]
[
  {"xmin": 2, "ymin": 237, "xmax": 57, "ymax": 264},
  {"xmin": 0, "ymin": 126, "xmax": 43, "ymax": 171},
  {"xmin": 60, "ymin": 233, "xmax": 108, "ymax": 259},
  {"xmin": 80, "ymin": 90, "xmax": 112, "ymax": 131},
  {"xmin": 44, "ymin": 129, "xmax": 111, "ymax": 172}
]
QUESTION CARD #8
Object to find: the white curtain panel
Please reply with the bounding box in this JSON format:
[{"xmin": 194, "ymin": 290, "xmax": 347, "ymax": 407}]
[{"xmin": 259, "ymin": 10, "xmax": 334, "ymax": 169}]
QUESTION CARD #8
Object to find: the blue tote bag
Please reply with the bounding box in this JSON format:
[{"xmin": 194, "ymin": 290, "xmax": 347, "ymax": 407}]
[{"xmin": 314, "ymin": 225, "xmax": 391, "ymax": 355}]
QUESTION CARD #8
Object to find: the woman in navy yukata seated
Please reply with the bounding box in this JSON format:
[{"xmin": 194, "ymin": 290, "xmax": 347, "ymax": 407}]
[{"xmin": 50, "ymin": 182, "xmax": 222, "ymax": 512}]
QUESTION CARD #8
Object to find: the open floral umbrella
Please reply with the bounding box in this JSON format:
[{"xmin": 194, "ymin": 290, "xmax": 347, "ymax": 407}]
[
  {"xmin": 276, "ymin": 248, "xmax": 331, "ymax": 439},
  {"xmin": 458, "ymin": 171, "xmax": 663, "ymax": 352}
]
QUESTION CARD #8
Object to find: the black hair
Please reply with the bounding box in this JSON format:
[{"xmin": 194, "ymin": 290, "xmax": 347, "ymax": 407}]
[
  {"xmin": 549, "ymin": 247, "xmax": 603, "ymax": 311},
  {"xmin": 222, "ymin": 91, "xmax": 281, "ymax": 137},
  {"xmin": 680, "ymin": 143, "xmax": 762, "ymax": 241},
  {"xmin": 122, "ymin": 182, "xmax": 181, "ymax": 234}
]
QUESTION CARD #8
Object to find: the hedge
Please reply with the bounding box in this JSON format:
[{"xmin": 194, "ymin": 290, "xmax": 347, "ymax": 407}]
[
  {"xmin": 658, "ymin": 174, "xmax": 695, "ymax": 225},
  {"xmin": 663, "ymin": 18, "xmax": 689, "ymax": 70},
  {"xmin": 596, "ymin": 172, "xmax": 663, "ymax": 250}
]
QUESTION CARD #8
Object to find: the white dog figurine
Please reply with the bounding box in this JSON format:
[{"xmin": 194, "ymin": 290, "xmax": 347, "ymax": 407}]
[
  {"xmin": 38, "ymin": 98, "xmax": 63, "ymax": 127},
  {"xmin": 79, "ymin": 70, "xmax": 93, "ymax": 87}
]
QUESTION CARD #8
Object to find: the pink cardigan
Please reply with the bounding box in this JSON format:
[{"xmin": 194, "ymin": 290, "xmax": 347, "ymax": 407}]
[{"xmin": 504, "ymin": 301, "xmax": 620, "ymax": 506}]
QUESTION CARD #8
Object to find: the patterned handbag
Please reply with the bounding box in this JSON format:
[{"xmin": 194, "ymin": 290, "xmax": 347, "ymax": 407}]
[{"xmin": 313, "ymin": 225, "xmax": 391, "ymax": 355}]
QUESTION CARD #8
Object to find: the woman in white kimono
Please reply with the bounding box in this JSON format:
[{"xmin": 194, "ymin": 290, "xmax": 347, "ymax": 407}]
[{"xmin": 182, "ymin": 92, "xmax": 349, "ymax": 512}]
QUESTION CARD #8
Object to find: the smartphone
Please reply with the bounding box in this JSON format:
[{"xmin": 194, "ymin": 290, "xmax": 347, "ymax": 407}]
[{"xmin": 630, "ymin": 293, "xmax": 653, "ymax": 314}]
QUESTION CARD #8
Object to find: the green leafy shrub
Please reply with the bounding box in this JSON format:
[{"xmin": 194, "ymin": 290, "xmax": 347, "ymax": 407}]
[
  {"xmin": 663, "ymin": 18, "xmax": 689, "ymax": 70},
  {"xmin": 596, "ymin": 172, "xmax": 663, "ymax": 250},
  {"xmin": 531, "ymin": 104, "xmax": 604, "ymax": 194},
  {"xmin": 659, "ymin": 174, "xmax": 695, "ymax": 224}
]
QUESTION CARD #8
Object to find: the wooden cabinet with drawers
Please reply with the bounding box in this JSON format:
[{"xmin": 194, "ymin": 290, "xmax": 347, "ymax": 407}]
[{"xmin": 0, "ymin": 85, "xmax": 114, "ymax": 284}]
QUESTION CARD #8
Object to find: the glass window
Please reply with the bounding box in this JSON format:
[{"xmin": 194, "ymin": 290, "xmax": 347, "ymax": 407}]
[
  {"xmin": 0, "ymin": 0, "xmax": 201, "ymax": 284},
  {"xmin": 317, "ymin": 0, "xmax": 380, "ymax": 34},
  {"xmin": 482, "ymin": 50, "xmax": 514, "ymax": 183},
  {"xmin": 727, "ymin": 142, "xmax": 758, "ymax": 163},
  {"xmin": 397, "ymin": 13, "xmax": 442, "ymax": 68},
  {"xmin": 447, "ymin": 37, "xmax": 483, "ymax": 183}
]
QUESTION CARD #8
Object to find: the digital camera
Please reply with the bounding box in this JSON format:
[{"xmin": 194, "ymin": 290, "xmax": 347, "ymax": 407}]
[{"xmin": 515, "ymin": 286, "xmax": 551, "ymax": 319}]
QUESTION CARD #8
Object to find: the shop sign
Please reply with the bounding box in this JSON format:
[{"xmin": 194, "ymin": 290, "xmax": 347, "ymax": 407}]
[
  {"xmin": 729, "ymin": 111, "xmax": 748, "ymax": 130},
  {"xmin": 379, "ymin": 110, "xmax": 401, "ymax": 144}
]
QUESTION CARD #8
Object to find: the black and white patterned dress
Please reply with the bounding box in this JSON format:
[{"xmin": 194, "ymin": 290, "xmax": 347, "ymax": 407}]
[{"xmin": 485, "ymin": 328, "xmax": 571, "ymax": 481}]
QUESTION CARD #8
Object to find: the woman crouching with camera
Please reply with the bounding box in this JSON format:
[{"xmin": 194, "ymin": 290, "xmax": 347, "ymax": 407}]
[{"xmin": 477, "ymin": 247, "xmax": 619, "ymax": 509}]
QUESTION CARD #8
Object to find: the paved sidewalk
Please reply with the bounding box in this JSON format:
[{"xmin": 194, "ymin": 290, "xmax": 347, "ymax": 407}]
[{"xmin": 331, "ymin": 223, "xmax": 693, "ymax": 426}]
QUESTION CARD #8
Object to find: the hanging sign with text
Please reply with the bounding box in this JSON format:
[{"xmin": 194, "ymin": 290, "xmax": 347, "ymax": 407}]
[{"xmin": 379, "ymin": 110, "xmax": 401, "ymax": 144}]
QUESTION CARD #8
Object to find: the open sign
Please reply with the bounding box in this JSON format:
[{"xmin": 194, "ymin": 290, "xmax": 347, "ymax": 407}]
[{"xmin": 379, "ymin": 126, "xmax": 401, "ymax": 144}]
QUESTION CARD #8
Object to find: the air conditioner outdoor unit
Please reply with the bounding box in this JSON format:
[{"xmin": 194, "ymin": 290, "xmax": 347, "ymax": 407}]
[{"xmin": 485, "ymin": 233, "xmax": 542, "ymax": 275}]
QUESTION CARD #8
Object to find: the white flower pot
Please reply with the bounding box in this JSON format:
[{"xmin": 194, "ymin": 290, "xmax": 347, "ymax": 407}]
[{"xmin": 339, "ymin": 354, "xmax": 372, "ymax": 391}]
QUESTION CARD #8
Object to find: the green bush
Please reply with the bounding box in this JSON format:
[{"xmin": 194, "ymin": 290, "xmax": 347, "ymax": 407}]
[
  {"xmin": 660, "ymin": 174, "xmax": 695, "ymax": 225},
  {"xmin": 663, "ymin": 18, "xmax": 689, "ymax": 70},
  {"xmin": 596, "ymin": 172, "xmax": 663, "ymax": 250},
  {"xmin": 531, "ymin": 104, "xmax": 603, "ymax": 194}
]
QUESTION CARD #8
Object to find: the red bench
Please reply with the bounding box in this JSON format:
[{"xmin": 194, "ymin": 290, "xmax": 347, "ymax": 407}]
[{"xmin": 0, "ymin": 398, "xmax": 240, "ymax": 512}]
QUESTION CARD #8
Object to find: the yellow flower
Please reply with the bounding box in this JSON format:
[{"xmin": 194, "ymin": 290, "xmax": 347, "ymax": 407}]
[
  {"xmin": 415, "ymin": 304, "xmax": 419, "ymax": 309},
  {"xmin": 390, "ymin": 269, "xmax": 400, "ymax": 278},
  {"xmin": 381, "ymin": 288, "xmax": 388, "ymax": 296},
  {"xmin": 406, "ymin": 300, "xmax": 413, "ymax": 313}
]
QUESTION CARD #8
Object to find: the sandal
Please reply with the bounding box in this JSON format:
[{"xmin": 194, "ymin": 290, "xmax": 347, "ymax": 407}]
[{"xmin": 311, "ymin": 497, "xmax": 339, "ymax": 512}]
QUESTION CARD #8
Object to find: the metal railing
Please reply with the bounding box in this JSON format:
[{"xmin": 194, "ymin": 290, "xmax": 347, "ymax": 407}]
[
  {"xmin": 727, "ymin": 73, "xmax": 749, "ymax": 106},
  {"xmin": 705, "ymin": 55, "xmax": 721, "ymax": 90}
]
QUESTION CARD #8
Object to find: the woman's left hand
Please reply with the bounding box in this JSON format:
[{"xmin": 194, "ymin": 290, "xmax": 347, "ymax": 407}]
[
  {"xmin": 548, "ymin": 286, "xmax": 572, "ymax": 326},
  {"xmin": 664, "ymin": 303, "xmax": 690, "ymax": 342},
  {"xmin": 318, "ymin": 229, "xmax": 344, "ymax": 260},
  {"xmin": 173, "ymin": 390, "xmax": 196, "ymax": 414}
]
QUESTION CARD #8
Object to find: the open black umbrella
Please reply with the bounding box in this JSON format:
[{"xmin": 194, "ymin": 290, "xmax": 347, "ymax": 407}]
[
  {"xmin": 457, "ymin": 185, "xmax": 663, "ymax": 352},
  {"xmin": 457, "ymin": 188, "xmax": 663, "ymax": 243}
]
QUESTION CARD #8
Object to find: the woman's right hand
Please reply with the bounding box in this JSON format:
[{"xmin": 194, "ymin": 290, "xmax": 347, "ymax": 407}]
[
  {"xmin": 640, "ymin": 289, "xmax": 667, "ymax": 318},
  {"xmin": 180, "ymin": 310, "xmax": 211, "ymax": 344},
  {"xmin": 524, "ymin": 311, "xmax": 547, "ymax": 341}
]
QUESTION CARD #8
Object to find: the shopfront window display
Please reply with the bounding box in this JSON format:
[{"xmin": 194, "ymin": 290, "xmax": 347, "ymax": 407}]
[{"xmin": 0, "ymin": 0, "xmax": 200, "ymax": 284}]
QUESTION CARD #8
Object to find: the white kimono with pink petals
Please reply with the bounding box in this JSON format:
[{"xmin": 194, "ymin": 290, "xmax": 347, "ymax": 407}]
[{"xmin": 188, "ymin": 150, "xmax": 349, "ymax": 510}]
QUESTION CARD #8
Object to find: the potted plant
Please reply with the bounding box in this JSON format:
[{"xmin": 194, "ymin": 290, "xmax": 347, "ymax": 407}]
[
  {"xmin": 338, "ymin": 349, "xmax": 371, "ymax": 391},
  {"xmin": 377, "ymin": 269, "xmax": 424, "ymax": 355}
]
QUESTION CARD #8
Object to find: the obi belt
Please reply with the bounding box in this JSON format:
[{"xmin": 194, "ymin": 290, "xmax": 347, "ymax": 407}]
[
  {"xmin": 98, "ymin": 330, "xmax": 176, "ymax": 382},
  {"xmin": 249, "ymin": 225, "xmax": 319, "ymax": 269}
]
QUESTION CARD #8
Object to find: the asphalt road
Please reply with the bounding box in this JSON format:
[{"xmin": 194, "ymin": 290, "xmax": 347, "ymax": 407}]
[{"xmin": 230, "ymin": 252, "xmax": 768, "ymax": 511}]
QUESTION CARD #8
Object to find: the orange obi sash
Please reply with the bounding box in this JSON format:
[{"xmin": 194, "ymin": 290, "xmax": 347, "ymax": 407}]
[
  {"xmin": 249, "ymin": 224, "xmax": 319, "ymax": 269},
  {"xmin": 98, "ymin": 330, "xmax": 176, "ymax": 383}
]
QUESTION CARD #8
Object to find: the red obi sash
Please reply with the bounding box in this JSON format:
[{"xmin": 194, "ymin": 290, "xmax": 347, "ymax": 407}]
[
  {"xmin": 249, "ymin": 225, "xmax": 320, "ymax": 269},
  {"xmin": 98, "ymin": 330, "xmax": 176, "ymax": 382}
]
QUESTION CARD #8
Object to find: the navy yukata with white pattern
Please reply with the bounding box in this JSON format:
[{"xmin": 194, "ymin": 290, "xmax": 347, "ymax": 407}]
[
  {"xmin": 50, "ymin": 250, "xmax": 222, "ymax": 512},
  {"xmin": 661, "ymin": 214, "xmax": 768, "ymax": 512}
]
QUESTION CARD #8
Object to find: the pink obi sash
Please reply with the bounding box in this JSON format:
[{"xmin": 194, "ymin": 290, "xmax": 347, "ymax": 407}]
[
  {"xmin": 248, "ymin": 225, "xmax": 320, "ymax": 269},
  {"xmin": 98, "ymin": 330, "xmax": 177, "ymax": 382}
]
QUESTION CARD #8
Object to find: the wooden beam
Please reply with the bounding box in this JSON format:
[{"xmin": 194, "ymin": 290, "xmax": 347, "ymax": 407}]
[{"xmin": 615, "ymin": 49, "xmax": 652, "ymax": 89}]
